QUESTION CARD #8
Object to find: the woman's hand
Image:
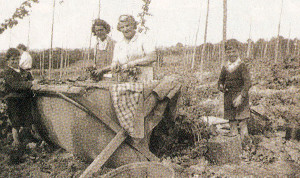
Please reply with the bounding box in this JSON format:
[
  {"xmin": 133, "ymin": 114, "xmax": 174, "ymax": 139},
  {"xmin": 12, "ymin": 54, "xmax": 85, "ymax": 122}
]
[
  {"xmin": 218, "ymin": 84, "xmax": 225, "ymax": 92},
  {"xmin": 111, "ymin": 62, "xmax": 120, "ymax": 72},
  {"xmin": 31, "ymin": 80, "xmax": 41, "ymax": 91},
  {"xmin": 91, "ymin": 68, "xmax": 104, "ymax": 76},
  {"xmin": 233, "ymin": 94, "xmax": 243, "ymax": 107},
  {"xmin": 122, "ymin": 62, "xmax": 135, "ymax": 70},
  {"xmin": 218, "ymin": 84, "xmax": 228, "ymax": 93}
]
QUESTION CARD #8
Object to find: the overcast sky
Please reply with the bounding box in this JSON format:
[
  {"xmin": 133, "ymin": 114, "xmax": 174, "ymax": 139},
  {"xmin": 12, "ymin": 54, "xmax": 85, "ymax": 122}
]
[{"xmin": 0, "ymin": 0, "xmax": 299, "ymax": 50}]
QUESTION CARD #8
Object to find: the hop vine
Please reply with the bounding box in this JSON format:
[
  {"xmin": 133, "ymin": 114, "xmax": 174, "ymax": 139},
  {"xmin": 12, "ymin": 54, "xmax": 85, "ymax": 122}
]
[
  {"xmin": 0, "ymin": 0, "xmax": 39, "ymax": 34},
  {"xmin": 138, "ymin": 0, "xmax": 152, "ymax": 33}
]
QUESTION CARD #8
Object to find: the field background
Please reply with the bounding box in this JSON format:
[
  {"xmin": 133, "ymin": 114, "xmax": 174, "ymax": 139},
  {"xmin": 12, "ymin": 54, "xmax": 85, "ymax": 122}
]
[{"xmin": 0, "ymin": 37, "xmax": 300, "ymax": 177}]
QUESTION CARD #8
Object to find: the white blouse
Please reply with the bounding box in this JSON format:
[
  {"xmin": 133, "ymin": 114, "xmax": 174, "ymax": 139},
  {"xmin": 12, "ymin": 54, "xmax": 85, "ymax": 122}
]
[
  {"xmin": 19, "ymin": 51, "xmax": 32, "ymax": 70},
  {"xmin": 112, "ymin": 32, "xmax": 154, "ymax": 65}
]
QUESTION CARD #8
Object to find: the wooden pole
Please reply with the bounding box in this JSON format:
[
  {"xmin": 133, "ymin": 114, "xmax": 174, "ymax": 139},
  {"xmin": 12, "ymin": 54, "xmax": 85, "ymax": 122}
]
[
  {"xmin": 298, "ymin": 41, "xmax": 300, "ymax": 55},
  {"xmin": 260, "ymin": 42, "xmax": 263, "ymax": 59},
  {"xmin": 246, "ymin": 21, "xmax": 252, "ymax": 58},
  {"xmin": 49, "ymin": 0, "xmax": 56, "ymax": 79},
  {"xmin": 294, "ymin": 40, "xmax": 298, "ymax": 56},
  {"xmin": 264, "ymin": 41, "xmax": 268, "ymax": 58},
  {"xmin": 192, "ymin": 2, "xmax": 202, "ymax": 70},
  {"xmin": 63, "ymin": 49, "xmax": 66, "ymax": 69},
  {"xmin": 98, "ymin": 0, "xmax": 101, "ymax": 18},
  {"xmin": 27, "ymin": 16, "xmax": 31, "ymax": 48},
  {"xmin": 67, "ymin": 50, "xmax": 70, "ymax": 68},
  {"xmin": 87, "ymin": 18, "xmax": 94, "ymax": 62},
  {"xmin": 275, "ymin": 0, "xmax": 284, "ymax": 63},
  {"xmin": 60, "ymin": 48, "xmax": 64, "ymax": 79},
  {"xmin": 39, "ymin": 52, "xmax": 42, "ymax": 76},
  {"xmin": 200, "ymin": 0, "xmax": 210, "ymax": 81},
  {"xmin": 286, "ymin": 23, "xmax": 291, "ymax": 55},
  {"xmin": 204, "ymin": 0, "xmax": 209, "ymax": 45},
  {"xmin": 42, "ymin": 50, "xmax": 45, "ymax": 75},
  {"xmin": 222, "ymin": 0, "xmax": 227, "ymax": 65},
  {"xmin": 212, "ymin": 44, "xmax": 215, "ymax": 60},
  {"xmin": 79, "ymin": 130, "xmax": 127, "ymax": 178}
]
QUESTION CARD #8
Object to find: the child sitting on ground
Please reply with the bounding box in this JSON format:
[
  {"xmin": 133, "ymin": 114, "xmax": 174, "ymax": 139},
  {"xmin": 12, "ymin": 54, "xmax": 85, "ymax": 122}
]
[{"xmin": 218, "ymin": 39, "xmax": 252, "ymax": 141}]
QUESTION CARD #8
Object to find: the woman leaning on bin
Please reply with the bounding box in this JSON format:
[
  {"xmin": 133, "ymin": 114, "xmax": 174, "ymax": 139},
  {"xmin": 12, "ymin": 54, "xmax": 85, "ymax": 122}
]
[{"xmin": 111, "ymin": 14, "xmax": 156, "ymax": 82}]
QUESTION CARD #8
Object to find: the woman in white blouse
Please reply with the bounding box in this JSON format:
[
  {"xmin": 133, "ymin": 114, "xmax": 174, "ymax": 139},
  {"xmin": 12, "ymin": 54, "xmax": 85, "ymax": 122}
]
[{"xmin": 111, "ymin": 15, "xmax": 156, "ymax": 82}]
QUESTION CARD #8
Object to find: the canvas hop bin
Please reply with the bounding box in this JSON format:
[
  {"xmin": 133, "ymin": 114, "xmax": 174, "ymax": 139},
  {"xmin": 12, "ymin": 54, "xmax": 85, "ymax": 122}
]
[{"xmin": 31, "ymin": 75, "xmax": 181, "ymax": 177}]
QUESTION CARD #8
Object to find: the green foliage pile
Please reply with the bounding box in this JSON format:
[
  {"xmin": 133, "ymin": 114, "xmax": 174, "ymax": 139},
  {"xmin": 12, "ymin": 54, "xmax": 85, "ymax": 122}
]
[
  {"xmin": 251, "ymin": 88, "xmax": 300, "ymax": 129},
  {"xmin": 249, "ymin": 55, "xmax": 300, "ymax": 89},
  {"xmin": 151, "ymin": 55, "xmax": 223, "ymax": 159}
]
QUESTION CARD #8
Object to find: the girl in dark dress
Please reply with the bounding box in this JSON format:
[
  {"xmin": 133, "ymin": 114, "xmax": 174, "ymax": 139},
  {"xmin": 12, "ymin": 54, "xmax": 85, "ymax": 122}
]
[
  {"xmin": 218, "ymin": 39, "xmax": 251, "ymax": 140},
  {"xmin": 1, "ymin": 48, "xmax": 34, "ymax": 147}
]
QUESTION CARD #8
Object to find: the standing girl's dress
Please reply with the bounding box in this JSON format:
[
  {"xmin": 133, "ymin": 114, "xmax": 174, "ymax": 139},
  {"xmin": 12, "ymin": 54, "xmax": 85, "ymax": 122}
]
[
  {"xmin": 3, "ymin": 66, "xmax": 34, "ymax": 130},
  {"xmin": 218, "ymin": 59, "xmax": 251, "ymax": 121}
]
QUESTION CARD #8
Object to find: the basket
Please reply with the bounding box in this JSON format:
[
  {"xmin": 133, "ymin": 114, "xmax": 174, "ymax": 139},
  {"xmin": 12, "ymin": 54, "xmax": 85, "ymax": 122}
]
[{"xmin": 100, "ymin": 162, "xmax": 175, "ymax": 178}]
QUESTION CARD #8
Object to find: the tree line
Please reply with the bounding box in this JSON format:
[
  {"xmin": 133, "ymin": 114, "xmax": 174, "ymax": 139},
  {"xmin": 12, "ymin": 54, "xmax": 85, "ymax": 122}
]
[{"xmin": 162, "ymin": 36, "xmax": 300, "ymax": 62}]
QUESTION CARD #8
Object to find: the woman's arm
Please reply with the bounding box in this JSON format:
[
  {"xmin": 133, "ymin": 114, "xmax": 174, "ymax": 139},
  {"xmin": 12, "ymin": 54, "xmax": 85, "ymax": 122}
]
[
  {"xmin": 240, "ymin": 63, "xmax": 251, "ymax": 97},
  {"xmin": 126, "ymin": 53, "xmax": 156, "ymax": 68},
  {"xmin": 218, "ymin": 66, "xmax": 227, "ymax": 92},
  {"xmin": 4, "ymin": 69, "xmax": 32, "ymax": 90},
  {"xmin": 5, "ymin": 74, "xmax": 33, "ymax": 90}
]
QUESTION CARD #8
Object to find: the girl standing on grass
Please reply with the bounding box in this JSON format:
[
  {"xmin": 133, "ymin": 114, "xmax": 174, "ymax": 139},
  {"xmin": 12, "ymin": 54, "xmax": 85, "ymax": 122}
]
[{"xmin": 218, "ymin": 39, "xmax": 251, "ymax": 140}]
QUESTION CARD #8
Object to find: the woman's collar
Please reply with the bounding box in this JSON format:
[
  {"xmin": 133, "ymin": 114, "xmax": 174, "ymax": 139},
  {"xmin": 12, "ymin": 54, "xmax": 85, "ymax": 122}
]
[
  {"xmin": 226, "ymin": 57, "xmax": 242, "ymax": 72},
  {"xmin": 227, "ymin": 57, "xmax": 241, "ymax": 65}
]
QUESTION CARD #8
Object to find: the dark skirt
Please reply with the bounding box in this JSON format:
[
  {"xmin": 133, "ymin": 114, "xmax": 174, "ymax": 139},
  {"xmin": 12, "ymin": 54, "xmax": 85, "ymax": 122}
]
[
  {"xmin": 7, "ymin": 97, "xmax": 33, "ymax": 128},
  {"xmin": 224, "ymin": 91, "xmax": 250, "ymax": 121}
]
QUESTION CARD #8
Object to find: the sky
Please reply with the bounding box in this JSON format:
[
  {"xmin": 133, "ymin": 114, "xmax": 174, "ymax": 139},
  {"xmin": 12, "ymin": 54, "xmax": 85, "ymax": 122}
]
[{"xmin": 0, "ymin": 0, "xmax": 300, "ymax": 50}]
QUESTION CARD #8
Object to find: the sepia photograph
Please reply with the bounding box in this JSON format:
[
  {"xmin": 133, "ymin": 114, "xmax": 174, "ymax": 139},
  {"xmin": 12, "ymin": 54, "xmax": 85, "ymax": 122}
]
[{"xmin": 0, "ymin": 0, "xmax": 299, "ymax": 177}]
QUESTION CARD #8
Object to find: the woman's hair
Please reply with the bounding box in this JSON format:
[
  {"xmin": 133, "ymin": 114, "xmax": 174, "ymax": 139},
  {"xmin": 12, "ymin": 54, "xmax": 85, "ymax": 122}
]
[
  {"xmin": 17, "ymin": 44, "xmax": 27, "ymax": 51},
  {"xmin": 91, "ymin": 19, "xmax": 111, "ymax": 36},
  {"xmin": 117, "ymin": 15, "xmax": 137, "ymax": 31},
  {"xmin": 5, "ymin": 48, "xmax": 20, "ymax": 61}
]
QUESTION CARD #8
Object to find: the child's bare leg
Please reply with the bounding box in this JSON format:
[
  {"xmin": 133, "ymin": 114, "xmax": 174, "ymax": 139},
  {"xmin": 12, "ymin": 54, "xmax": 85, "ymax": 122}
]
[
  {"xmin": 228, "ymin": 120, "xmax": 238, "ymax": 137},
  {"xmin": 239, "ymin": 119, "xmax": 249, "ymax": 140},
  {"xmin": 12, "ymin": 127, "xmax": 20, "ymax": 147}
]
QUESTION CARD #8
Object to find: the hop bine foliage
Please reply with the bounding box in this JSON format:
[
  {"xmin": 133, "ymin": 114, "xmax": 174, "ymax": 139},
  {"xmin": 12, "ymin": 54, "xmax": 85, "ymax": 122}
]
[
  {"xmin": 0, "ymin": 0, "xmax": 39, "ymax": 34},
  {"xmin": 138, "ymin": 0, "xmax": 152, "ymax": 33}
]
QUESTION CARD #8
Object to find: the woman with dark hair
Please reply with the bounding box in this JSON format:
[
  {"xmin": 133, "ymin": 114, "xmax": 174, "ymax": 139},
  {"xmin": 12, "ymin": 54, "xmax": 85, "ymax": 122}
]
[
  {"xmin": 0, "ymin": 48, "xmax": 35, "ymax": 147},
  {"xmin": 92, "ymin": 18, "xmax": 115, "ymax": 68}
]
